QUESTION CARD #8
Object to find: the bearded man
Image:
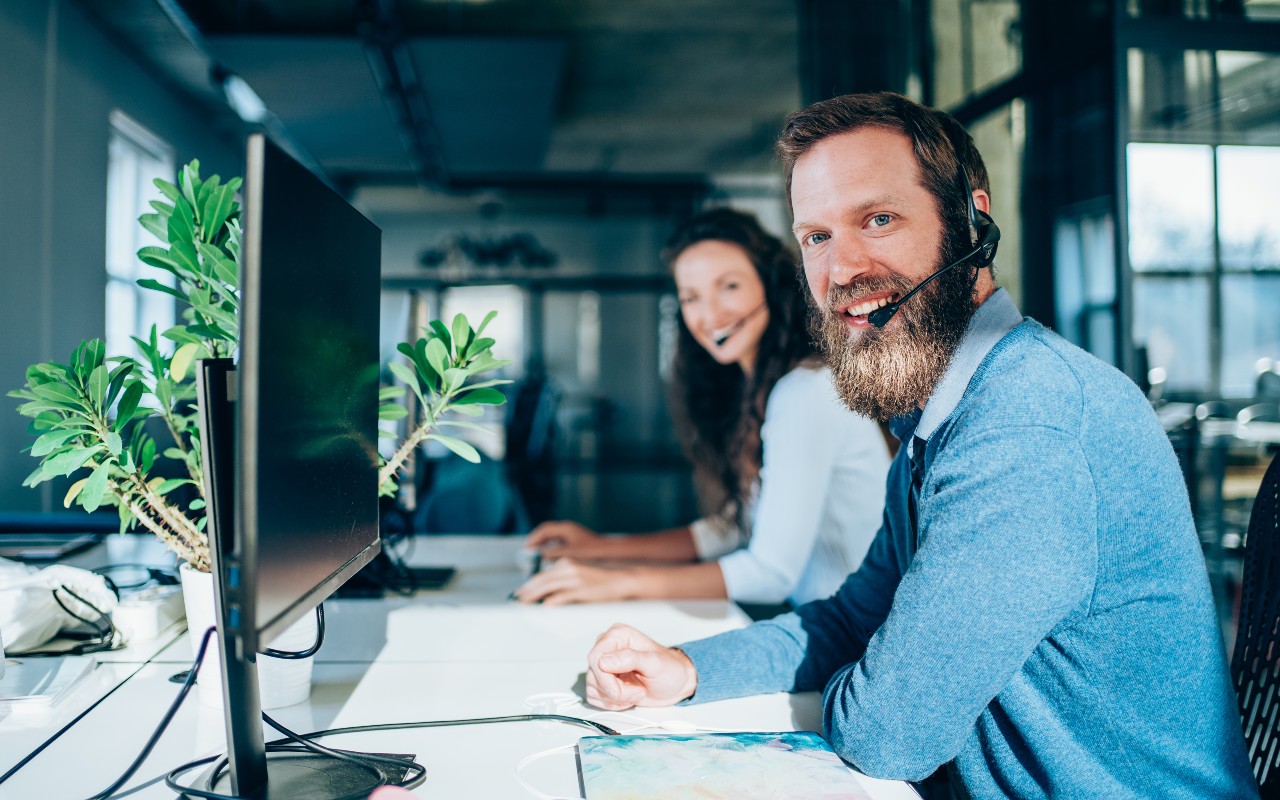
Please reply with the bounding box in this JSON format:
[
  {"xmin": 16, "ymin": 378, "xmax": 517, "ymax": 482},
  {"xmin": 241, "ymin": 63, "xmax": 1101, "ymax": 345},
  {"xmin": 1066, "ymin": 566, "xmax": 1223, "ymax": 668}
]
[{"xmin": 582, "ymin": 93, "xmax": 1256, "ymax": 800}]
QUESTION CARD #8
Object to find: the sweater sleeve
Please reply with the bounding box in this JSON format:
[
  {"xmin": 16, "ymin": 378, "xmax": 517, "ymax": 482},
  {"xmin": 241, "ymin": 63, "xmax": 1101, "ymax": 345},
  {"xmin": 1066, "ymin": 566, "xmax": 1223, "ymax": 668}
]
[
  {"xmin": 820, "ymin": 423, "xmax": 1097, "ymax": 781},
  {"xmin": 677, "ymin": 448, "xmax": 915, "ymax": 700},
  {"xmin": 715, "ymin": 370, "xmax": 849, "ymax": 603}
]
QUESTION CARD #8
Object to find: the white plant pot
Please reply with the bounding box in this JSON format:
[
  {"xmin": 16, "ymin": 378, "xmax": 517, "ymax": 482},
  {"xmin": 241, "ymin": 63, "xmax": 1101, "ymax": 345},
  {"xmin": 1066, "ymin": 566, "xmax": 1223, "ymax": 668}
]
[{"xmin": 178, "ymin": 562, "xmax": 315, "ymax": 709}]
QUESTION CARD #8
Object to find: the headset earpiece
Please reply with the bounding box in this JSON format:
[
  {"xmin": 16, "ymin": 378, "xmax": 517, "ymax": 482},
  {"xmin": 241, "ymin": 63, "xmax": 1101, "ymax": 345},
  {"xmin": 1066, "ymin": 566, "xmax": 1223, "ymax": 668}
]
[{"xmin": 960, "ymin": 170, "xmax": 1000, "ymax": 269}]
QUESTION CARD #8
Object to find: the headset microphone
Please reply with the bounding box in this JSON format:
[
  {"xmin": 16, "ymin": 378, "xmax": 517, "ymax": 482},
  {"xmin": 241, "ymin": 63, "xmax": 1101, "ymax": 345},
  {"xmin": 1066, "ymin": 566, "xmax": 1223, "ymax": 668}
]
[
  {"xmin": 865, "ymin": 170, "xmax": 1001, "ymax": 329},
  {"xmin": 865, "ymin": 212, "xmax": 1000, "ymax": 328},
  {"xmin": 713, "ymin": 303, "xmax": 767, "ymax": 346}
]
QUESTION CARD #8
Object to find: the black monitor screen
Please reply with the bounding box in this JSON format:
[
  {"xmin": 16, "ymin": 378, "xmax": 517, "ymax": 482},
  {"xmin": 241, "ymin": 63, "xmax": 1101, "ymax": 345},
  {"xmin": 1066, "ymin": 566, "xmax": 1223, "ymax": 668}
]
[{"xmin": 238, "ymin": 133, "xmax": 382, "ymax": 646}]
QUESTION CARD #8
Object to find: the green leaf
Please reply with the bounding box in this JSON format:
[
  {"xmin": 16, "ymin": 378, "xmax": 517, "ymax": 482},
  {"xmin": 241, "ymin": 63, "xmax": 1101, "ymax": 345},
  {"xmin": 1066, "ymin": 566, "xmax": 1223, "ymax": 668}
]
[
  {"xmin": 137, "ymin": 245, "xmax": 182, "ymax": 274},
  {"xmin": 155, "ymin": 478, "xmax": 194, "ymax": 495},
  {"xmin": 80, "ymin": 463, "xmax": 111, "ymax": 513},
  {"xmin": 447, "ymin": 404, "xmax": 484, "ymax": 417},
  {"xmin": 428, "ymin": 320, "xmax": 452, "ymax": 354},
  {"xmin": 437, "ymin": 419, "xmax": 489, "ymax": 433},
  {"xmin": 44, "ymin": 447, "xmax": 98, "ymax": 478},
  {"xmin": 30, "ymin": 381, "xmax": 82, "ymax": 407},
  {"xmin": 138, "ymin": 212, "xmax": 170, "ymax": 244},
  {"xmin": 426, "ymin": 433, "xmax": 480, "ymax": 463},
  {"xmin": 104, "ymin": 431, "xmax": 123, "ymax": 457},
  {"xmin": 475, "ymin": 310, "xmax": 498, "ymax": 337},
  {"xmin": 141, "ymin": 437, "xmax": 157, "ymax": 474},
  {"xmin": 31, "ymin": 429, "xmax": 83, "ymax": 457},
  {"xmin": 189, "ymin": 498, "xmax": 206, "ymax": 511},
  {"xmin": 153, "ymin": 178, "xmax": 180, "ymax": 203},
  {"xmin": 388, "ymin": 361, "xmax": 418, "ymax": 389},
  {"xmin": 425, "ymin": 338, "xmax": 449, "ymax": 377},
  {"xmin": 379, "ymin": 385, "xmax": 406, "ymax": 401},
  {"xmin": 379, "ymin": 404, "xmax": 408, "ymax": 420},
  {"xmin": 453, "ymin": 387, "xmax": 507, "ymax": 406},
  {"xmin": 88, "ymin": 364, "xmax": 109, "ymax": 409},
  {"xmin": 180, "ymin": 162, "xmax": 200, "ymax": 212},
  {"xmin": 171, "ymin": 342, "xmax": 201, "ymax": 383},
  {"xmin": 105, "ymin": 362, "xmax": 134, "ymax": 407},
  {"xmin": 137, "ymin": 278, "xmax": 186, "ymax": 302},
  {"xmin": 467, "ymin": 337, "xmax": 496, "ymax": 357},
  {"xmin": 203, "ymin": 184, "xmax": 236, "ymax": 243},
  {"xmin": 442, "ymin": 368, "xmax": 467, "ymax": 394},
  {"xmin": 114, "ymin": 381, "xmax": 145, "ymax": 431},
  {"xmin": 82, "ymin": 340, "xmax": 106, "ymax": 377},
  {"xmin": 451, "ymin": 314, "xmax": 472, "ymax": 359}
]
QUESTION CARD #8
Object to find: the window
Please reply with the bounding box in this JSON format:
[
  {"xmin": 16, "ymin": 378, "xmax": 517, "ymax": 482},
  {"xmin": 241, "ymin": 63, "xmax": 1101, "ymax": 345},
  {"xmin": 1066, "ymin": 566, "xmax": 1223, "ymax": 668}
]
[
  {"xmin": 1125, "ymin": 50, "xmax": 1280, "ymax": 398},
  {"xmin": 106, "ymin": 112, "xmax": 175, "ymax": 361}
]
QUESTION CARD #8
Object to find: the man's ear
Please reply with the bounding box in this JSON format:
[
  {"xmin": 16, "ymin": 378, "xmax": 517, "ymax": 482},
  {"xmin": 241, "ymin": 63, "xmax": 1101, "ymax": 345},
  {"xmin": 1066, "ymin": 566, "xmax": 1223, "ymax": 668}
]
[{"xmin": 972, "ymin": 189, "xmax": 992, "ymax": 216}]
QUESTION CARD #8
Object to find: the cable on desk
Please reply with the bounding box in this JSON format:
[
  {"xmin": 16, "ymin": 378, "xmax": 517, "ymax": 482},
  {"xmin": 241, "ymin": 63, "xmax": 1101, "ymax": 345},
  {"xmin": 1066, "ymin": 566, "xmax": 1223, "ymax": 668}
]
[
  {"xmin": 162, "ymin": 713, "xmax": 618, "ymax": 799},
  {"xmin": 93, "ymin": 563, "xmax": 180, "ymax": 591},
  {"xmin": 16, "ymin": 586, "xmax": 121, "ymax": 657},
  {"xmin": 259, "ymin": 604, "xmax": 324, "ymax": 659},
  {"xmin": 79, "ymin": 626, "xmax": 216, "ymax": 800}
]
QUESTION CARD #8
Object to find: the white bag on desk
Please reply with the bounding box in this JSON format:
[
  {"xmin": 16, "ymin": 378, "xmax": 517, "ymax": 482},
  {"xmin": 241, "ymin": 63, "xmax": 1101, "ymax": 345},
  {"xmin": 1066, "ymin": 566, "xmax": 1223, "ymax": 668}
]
[{"xmin": 0, "ymin": 557, "xmax": 117, "ymax": 653}]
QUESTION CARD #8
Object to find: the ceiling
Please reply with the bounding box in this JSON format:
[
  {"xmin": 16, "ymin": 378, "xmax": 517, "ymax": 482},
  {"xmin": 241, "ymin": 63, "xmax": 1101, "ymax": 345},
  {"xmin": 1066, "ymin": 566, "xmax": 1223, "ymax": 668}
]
[{"xmin": 78, "ymin": 0, "xmax": 802, "ymax": 211}]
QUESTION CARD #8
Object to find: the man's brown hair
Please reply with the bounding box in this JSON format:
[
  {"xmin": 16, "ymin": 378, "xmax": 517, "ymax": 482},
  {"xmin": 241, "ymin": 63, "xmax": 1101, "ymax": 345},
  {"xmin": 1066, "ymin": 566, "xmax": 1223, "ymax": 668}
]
[{"xmin": 776, "ymin": 92, "xmax": 991, "ymax": 229}]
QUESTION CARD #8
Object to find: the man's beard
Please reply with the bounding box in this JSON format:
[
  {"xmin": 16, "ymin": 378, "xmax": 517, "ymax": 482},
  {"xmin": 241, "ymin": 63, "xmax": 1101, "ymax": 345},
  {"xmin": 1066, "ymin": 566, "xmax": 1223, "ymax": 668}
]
[{"xmin": 811, "ymin": 237, "xmax": 978, "ymax": 422}]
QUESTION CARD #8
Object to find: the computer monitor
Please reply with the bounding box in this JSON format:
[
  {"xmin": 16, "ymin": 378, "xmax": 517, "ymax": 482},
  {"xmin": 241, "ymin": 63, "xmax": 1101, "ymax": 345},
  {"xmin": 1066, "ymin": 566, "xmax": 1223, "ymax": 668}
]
[{"xmin": 196, "ymin": 132, "xmax": 385, "ymax": 798}]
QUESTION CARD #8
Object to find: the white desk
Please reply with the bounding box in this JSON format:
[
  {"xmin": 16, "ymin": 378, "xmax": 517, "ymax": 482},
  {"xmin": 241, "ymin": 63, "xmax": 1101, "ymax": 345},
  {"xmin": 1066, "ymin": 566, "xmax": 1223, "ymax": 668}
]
[{"xmin": 0, "ymin": 536, "xmax": 918, "ymax": 799}]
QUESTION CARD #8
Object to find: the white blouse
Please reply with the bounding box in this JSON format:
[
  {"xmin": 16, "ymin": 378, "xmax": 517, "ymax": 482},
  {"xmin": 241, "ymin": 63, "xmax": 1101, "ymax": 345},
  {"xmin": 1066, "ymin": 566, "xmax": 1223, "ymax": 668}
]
[{"xmin": 688, "ymin": 365, "xmax": 890, "ymax": 606}]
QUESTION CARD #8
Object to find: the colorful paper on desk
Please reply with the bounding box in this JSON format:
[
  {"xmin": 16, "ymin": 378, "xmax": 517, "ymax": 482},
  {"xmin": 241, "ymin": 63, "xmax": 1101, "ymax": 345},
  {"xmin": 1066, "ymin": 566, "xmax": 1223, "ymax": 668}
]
[{"xmin": 577, "ymin": 731, "xmax": 873, "ymax": 799}]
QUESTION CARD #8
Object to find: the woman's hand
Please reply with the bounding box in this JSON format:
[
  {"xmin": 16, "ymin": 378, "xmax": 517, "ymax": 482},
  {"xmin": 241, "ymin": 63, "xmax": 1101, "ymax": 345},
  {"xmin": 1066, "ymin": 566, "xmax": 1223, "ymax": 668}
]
[
  {"xmin": 513, "ymin": 558, "xmax": 637, "ymax": 605},
  {"xmin": 523, "ymin": 520, "xmax": 612, "ymax": 559}
]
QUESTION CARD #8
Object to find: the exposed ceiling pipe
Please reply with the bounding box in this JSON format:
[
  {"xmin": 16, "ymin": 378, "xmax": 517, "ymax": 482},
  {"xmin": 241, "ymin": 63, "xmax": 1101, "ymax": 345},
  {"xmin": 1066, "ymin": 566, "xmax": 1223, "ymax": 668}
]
[{"xmin": 358, "ymin": 0, "xmax": 449, "ymax": 189}]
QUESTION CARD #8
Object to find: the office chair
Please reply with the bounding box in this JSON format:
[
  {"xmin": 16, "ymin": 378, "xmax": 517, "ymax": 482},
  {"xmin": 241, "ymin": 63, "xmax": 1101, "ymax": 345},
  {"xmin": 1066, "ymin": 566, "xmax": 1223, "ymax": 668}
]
[
  {"xmin": 1232, "ymin": 451, "xmax": 1280, "ymax": 795},
  {"xmin": 1256, "ymin": 359, "xmax": 1280, "ymax": 405}
]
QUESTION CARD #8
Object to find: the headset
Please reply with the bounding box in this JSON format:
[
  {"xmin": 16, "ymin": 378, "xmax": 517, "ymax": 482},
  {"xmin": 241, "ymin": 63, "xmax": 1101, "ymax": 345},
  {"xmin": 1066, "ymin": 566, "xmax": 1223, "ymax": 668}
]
[
  {"xmin": 865, "ymin": 169, "xmax": 1000, "ymax": 328},
  {"xmin": 712, "ymin": 302, "xmax": 768, "ymax": 346}
]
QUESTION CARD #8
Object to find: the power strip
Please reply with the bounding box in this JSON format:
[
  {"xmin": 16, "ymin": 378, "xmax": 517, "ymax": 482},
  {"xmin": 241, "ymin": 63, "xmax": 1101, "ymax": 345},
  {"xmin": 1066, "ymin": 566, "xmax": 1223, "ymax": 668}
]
[{"xmin": 113, "ymin": 586, "xmax": 186, "ymax": 643}]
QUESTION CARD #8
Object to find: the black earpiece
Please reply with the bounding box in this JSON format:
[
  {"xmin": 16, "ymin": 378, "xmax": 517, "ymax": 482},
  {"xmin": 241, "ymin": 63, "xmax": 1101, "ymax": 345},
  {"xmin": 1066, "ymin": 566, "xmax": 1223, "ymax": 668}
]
[{"xmin": 865, "ymin": 168, "xmax": 1001, "ymax": 328}]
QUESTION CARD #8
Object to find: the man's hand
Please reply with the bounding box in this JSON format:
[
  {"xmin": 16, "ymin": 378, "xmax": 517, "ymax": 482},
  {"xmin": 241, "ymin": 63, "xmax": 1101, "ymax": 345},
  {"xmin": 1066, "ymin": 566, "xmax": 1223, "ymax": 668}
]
[
  {"xmin": 523, "ymin": 520, "xmax": 609, "ymax": 559},
  {"xmin": 585, "ymin": 624, "xmax": 698, "ymax": 711},
  {"xmin": 513, "ymin": 558, "xmax": 635, "ymax": 605}
]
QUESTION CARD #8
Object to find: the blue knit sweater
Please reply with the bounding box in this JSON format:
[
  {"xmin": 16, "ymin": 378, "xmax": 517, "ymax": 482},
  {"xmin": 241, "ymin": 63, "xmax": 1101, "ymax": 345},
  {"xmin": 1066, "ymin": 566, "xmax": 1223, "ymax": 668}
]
[{"xmin": 680, "ymin": 319, "xmax": 1257, "ymax": 798}]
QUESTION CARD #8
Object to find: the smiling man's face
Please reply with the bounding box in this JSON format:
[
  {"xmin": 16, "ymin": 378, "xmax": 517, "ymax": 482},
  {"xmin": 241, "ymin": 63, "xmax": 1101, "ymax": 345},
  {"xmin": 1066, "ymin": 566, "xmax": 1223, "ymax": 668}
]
[{"xmin": 790, "ymin": 125, "xmax": 986, "ymax": 421}]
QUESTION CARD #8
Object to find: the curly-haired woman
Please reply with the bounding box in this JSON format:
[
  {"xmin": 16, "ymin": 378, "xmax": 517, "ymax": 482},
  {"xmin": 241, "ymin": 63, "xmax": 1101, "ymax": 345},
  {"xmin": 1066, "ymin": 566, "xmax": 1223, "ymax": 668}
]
[{"xmin": 515, "ymin": 208, "xmax": 889, "ymax": 608}]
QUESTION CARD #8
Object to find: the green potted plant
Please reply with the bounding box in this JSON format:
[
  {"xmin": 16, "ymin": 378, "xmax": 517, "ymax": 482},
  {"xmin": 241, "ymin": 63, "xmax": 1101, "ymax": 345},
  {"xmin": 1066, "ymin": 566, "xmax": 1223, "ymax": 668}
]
[{"xmin": 9, "ymin": 161, "xmax": 509, "ymax": 703}]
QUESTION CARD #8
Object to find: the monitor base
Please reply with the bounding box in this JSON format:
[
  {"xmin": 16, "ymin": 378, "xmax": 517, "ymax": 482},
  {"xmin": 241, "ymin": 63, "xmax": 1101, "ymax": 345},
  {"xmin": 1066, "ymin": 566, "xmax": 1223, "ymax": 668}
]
[{"xmin": 197, "ymin": 750, "xmax": 417, "ymax": 800}]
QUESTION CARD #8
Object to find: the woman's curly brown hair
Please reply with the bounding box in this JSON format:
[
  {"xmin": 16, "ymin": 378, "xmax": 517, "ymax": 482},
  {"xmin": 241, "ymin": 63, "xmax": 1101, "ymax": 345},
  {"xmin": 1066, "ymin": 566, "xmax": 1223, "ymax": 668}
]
[{"xmin": 663, "ymin": 208, "xmax": 818, "ymax": 526}]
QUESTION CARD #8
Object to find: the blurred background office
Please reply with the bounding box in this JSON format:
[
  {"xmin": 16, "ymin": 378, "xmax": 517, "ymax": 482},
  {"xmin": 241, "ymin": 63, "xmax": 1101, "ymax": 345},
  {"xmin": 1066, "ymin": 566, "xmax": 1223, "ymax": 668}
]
[{"xmin": 2, "ymin": 0, "xmax": 1278, "ymax": 618}]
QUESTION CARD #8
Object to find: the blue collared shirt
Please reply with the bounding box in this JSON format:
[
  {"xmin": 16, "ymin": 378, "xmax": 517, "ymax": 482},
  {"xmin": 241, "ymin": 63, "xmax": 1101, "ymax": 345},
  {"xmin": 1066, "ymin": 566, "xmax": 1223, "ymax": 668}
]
[{"xmin": 906, "ymin": 287, "xmax": 1023, "ymax": 459}]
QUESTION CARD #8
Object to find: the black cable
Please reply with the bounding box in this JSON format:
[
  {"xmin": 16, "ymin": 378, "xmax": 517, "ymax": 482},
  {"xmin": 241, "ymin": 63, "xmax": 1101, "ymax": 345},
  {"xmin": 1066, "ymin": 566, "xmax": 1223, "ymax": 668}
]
[
  {"xmin": 291, "ymin": 713, "xmax": 622, "ymax": 740},
  {"xmin": 162, "ymin": 712, "xmax": 618, "ymax": 799},
  {"xmin": 19, "ymin": 586, "xmax": 121, "ymax": 657},
  {"xmin": 80, "ymin": 626, "xmax": 216, "ymax": 800},
  {"xmin": 260, "ymin": 604, "xmax": 325, "ymax": 659},
  {"xmin": 93, "ymin": 563, "xmax": 180, "ymax": 590},
  {"xmin": 53, "ymin": 586, "xmax": 114, "ymax": 640}
]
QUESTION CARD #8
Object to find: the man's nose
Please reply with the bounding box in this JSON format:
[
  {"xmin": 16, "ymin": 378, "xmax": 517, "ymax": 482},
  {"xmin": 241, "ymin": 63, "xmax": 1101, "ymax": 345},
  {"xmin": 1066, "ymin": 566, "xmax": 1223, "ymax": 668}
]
[{"xmin": 829, "ymin": 236, "xmax": 873, "ymax": 286}]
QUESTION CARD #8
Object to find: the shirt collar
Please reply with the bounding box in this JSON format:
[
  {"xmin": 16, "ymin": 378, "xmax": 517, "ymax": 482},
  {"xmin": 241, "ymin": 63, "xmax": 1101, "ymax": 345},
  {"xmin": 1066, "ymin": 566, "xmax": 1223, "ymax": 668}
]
[{"xmin": 911, "ymin": 287, "xmax": 1023, "ymax": 455}]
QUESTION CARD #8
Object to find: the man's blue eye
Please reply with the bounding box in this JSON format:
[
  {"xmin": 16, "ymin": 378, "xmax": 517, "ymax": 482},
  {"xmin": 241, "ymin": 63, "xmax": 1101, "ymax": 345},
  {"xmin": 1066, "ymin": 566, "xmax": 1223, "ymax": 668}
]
[
  {"xmin": 871, "ymin": 214, "xmax": 892, "ymax": 227},
  {"xmin": 806, "ymin": 232, "xmax": 830, "ymax": 245}
]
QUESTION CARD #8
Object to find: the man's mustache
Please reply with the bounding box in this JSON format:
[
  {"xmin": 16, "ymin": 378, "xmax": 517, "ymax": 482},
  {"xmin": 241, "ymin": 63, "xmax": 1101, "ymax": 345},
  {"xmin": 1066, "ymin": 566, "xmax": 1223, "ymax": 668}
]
[{"xmin": 823, "ymin": 276, "xmax": 915, "ymax": 316}]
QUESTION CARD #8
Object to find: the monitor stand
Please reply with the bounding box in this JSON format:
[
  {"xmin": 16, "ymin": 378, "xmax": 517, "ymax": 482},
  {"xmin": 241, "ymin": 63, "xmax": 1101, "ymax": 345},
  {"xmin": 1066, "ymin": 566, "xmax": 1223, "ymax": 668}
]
[
  {"xmin": 195, "ymin": 359, "xmax": 410, "ymax": 799},
  {"xmin": 201, "ymin": 752, "xmax": 415, "ymax": 799}
]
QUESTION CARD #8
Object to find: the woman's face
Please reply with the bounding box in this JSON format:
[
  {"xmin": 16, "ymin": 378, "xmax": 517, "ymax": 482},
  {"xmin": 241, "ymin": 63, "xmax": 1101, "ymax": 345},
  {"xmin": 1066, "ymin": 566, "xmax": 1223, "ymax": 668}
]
[{"xmin": 673, "ymin": 240, "xmax": 771, "ymax": 373}]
